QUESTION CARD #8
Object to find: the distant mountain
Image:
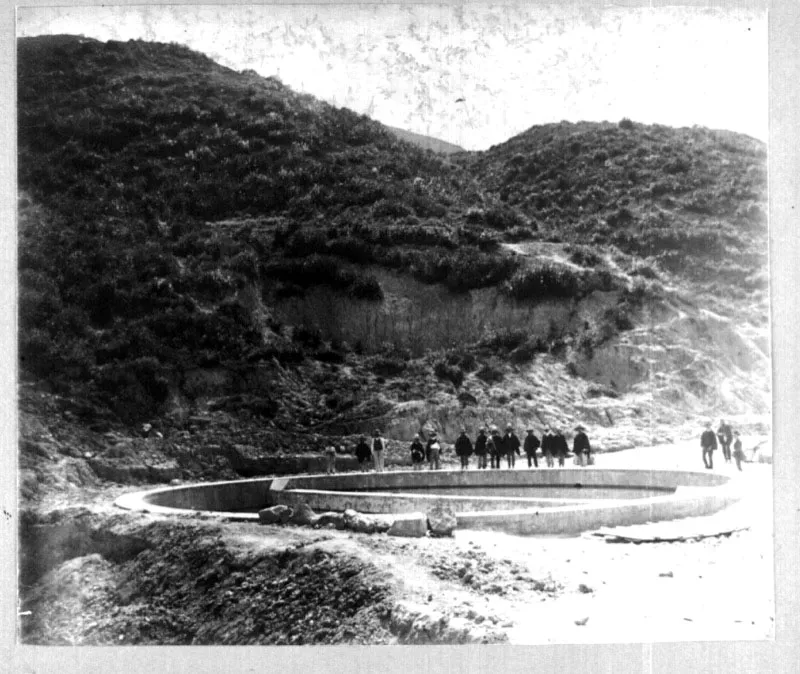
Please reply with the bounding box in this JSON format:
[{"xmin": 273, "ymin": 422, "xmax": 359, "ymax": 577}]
[{"xmin": 384, "ymin": 125, "xmax": 465, "ymax": 154}]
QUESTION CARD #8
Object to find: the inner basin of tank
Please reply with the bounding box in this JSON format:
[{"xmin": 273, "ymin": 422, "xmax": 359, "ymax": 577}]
[{"xmin": 115, "ymin": 467, "xmax": 742, "ymax": 536}]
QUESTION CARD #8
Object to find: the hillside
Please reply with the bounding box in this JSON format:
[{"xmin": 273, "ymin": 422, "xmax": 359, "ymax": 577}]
[
  {"xmin": 384, "ymin": 125, "xmax": 466, "ymax": 155},
  {"xmin": 17, "ymin": 35, "xmax": 769, "ymax": 486}
]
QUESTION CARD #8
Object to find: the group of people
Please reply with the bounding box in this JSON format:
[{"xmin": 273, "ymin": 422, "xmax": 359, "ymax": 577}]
[
  {"xmin": 700, "ymin": 418, "xmax": 747, "ymax": 471},
  {"xmin": 445, "ymin": 424, "xmax": 593, "ymax": 471},
  {"xmin": 336, "ymin": 424, "xmax": 594, "ymax": 473}
]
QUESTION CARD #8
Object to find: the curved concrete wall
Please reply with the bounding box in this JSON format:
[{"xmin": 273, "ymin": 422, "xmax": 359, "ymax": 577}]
[{"xmin": 115, "ymin": 468, "xmax": 740, "ymax": 535}]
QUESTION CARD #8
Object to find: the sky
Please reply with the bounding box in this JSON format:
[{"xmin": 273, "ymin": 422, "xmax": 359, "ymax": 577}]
[{"xmin": 17, "ymin": 4, "xmax": 768, "ymax": 151}]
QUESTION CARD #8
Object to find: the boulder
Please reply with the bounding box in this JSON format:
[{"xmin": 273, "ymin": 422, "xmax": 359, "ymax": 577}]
[
  {"xmin": 316, "ymin": 512, "xmax": 346, "ymax": 530},
  {"xmin": 343, "ymin": 509, "xmax": 390, "ymax": 534},
  {"xmin": 257, "ymin": 505, "xmax": 293, "ymax": 525},
  {"xmin": 288, "ymin": 502, "xmax": 320, "ymax": 526},
  {"xmin": 427, "ymin": 506, "xmax": 457, "ymax": 537},
  {"xmin": 388, "ymin": 513, "xmax": 428, "ymax": 538}
]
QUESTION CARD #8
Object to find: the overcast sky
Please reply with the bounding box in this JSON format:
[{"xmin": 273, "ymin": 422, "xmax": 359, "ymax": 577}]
[{"xmin": 17, "ymin": 4, "xmax": 767, "ymax": 151}]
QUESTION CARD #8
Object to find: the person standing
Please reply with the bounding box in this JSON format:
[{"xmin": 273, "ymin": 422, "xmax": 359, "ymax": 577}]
[
  {"xmin": 553, "ymin": 428, "xmax": 568, "ymax": 467},
  {"xmin": 573, "ymin": 425, "xmax": 591, "ymax": 467},
  {"xmin": 524, "ymin": 429, "xmax": 540, "ymax": 468},
  {"xmin": 732, "ymin": 431, "xmax": 745, "ymax": 471},
  {"xmin": 717, "ymin": 419, "xmax": 733, "ymax": 463},
  {"xmin": 541, "ymin": 427, "xmax": 555, "ymax": 467},
  {"xmin": 426, "ymin": 431, "xmax": 442, "ymax": 470},
  {"xmin": 355, "ymin": 435, "xmax": 372, "ymax": 471},
  {"xmin": 325, "ymin": 442, "xmax": 337, "ymax": 474},
  {"xmin": 504, "ymin": 425, "xmax": 521, "ymax": 469},
  {"xmin": 489, "ymin": 426, "xmax": 503, "ymax": 469},
  {"xmin": 455, "ymin": 429, "xmax": 473, "ymax": 471},
  {"xmin": 410, "ymin": 433, "xmax": 425, "ymax": 470},
  {"xmin": 474, "ymin": 428, "xmax": 489, "ymax": 470},
  {"xmin": 701, "ymin": 422, "xmax": 718, "ymax": 469},
  {"xmin": 372, "ymin": 429, "xmax": 386, "ymax": 473},
  {"xmin": 486, "ymin": 432, "xmax": 498, "ymax": 469}
]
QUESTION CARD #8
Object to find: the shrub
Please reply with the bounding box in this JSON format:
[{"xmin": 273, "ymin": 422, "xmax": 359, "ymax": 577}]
[
  {"xmin": 509, "ymin": 337, "xmax": 545, "ymax": 364},
  {"xmin": 567, "ymin": 245, "xmax": 603, "ymax": 267},
  {"xmin": 94, "ymin": 356, "xmax": 170, "ymax": 423},
  {"xmin": 618, "ymin": 118, "xmax": 635, "ymax": 130},
  {"xmin": 480, "ymin": 329, "xmax": 527, "ymax": 352},
  {"xmin": 445, "ymin": 350, "xmax": 477, "ymax": 372},
  {"xmin": 476, "ymin": 361, "xmax": 504, "ymax": 384},
  {"xmin": 504, "ymin": 263, "xmax": 583, "ymax": 300},
  {"xmin": 372, "ymin": 356, "xmax": 406, "ymax": 377},
  {"xmin": 434, "ymin": 360, "xmax": 464, "ymax": 388},
  {"xmin": 348, "ymin": 274, "xmax": 383, "ymax": 301}
]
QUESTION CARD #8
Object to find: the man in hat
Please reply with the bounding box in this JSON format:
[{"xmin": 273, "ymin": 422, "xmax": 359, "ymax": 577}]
[
  {"xmin": 503, "ymin": 424, "xmax": 521, "ymax": 469},
  {"xmin": 700, "ymin": 421, "xmax": 718, "ymax": 469},
  {"xmin": 455, "ymin": 428, "xmax": 473, "ymax": 471},
  {"xmin": 372, "ymin": 429, "xmax": 386, "ymax": 473},
  {"xmin": 426, "ymin": 431, "xmax": 441, "ymax": 470},
  {"xmin": 524, "ymin": 428, "xmax": 541, "ymax": 468},
  {"xmin": 410, "ymin": 433, "xmax": 425, "ymax": 470},
  {"xmin": 474, "ymin": 428, "xmax": 489, "ymax": 469},
  {"xmin": 573, "ymin": 425, "xmax": 591, "ymax": 467},
  {"xmin": 541, "ymin": 427, "xmax": 555, "ymax": 467},
  {"xmin": 355, "ymin": 435, "xmax": 372, "ymax": 470}
]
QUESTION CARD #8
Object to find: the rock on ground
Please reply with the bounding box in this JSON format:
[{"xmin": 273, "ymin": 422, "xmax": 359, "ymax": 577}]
[
  {"xmin": 427, "ymin": 506, "xmax": 457, "ymax": 537},
  {"xmin": 343, "ymin": 509, "xmax": 390, "ymax": 534},
  {"xmin": 388, "ymin": 513, "xmax": 428, "ymax": 538},
  {"xmin": 288, "ymin": 502, "xmax": 320, "ymax": 526},
  {"xmin": 317, "ymin": 512, "xmax": 346, "ymax": 530},
  {"xmin": 258, "ymin": 505, "xmax": 293, "ymax": 524}
]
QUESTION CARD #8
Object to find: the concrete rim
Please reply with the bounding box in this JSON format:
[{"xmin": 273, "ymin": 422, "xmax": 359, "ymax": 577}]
[{"xmin": 114, "ymin": 468, "xmax": 743, "ymax": 535}]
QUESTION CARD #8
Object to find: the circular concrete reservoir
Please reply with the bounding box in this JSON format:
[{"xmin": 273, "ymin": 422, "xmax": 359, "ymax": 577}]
[{"xmin": 115, "ymin": 468, "xmax": 742, "ymax": 536}]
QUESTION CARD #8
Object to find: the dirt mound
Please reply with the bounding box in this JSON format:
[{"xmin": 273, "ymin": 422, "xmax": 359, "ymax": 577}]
[{"xmin": 21, "ymin": 515, "xmax": 396, "ymax": 645}]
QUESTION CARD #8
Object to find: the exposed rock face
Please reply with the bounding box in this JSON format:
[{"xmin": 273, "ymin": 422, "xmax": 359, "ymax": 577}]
[
  {"xmin": 427, "ymin": 507, "xmax": 457, "ymax": 537},
  {"xmin": 387, "ymin": 513, "xmax": 428, "ymax": 538},
  {"xmin": 257, "ymin": 505, "xmax": 293, "ymax": 524}
]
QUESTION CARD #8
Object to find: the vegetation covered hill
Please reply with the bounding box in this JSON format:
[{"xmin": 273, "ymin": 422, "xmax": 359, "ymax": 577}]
[
  {"xmin": 17, "ymin": 34, "xmax": 768, "ymax": 447},
  {"xmin": 462, "ymin": 120, "xmax": 768, "ymax": 296}
]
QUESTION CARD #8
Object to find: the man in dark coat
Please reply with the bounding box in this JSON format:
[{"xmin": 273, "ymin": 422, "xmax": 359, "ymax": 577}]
[
  {"xmin": 553, "ymin": 428, "xmax": 569, "ymax": 467},
  {"xmin": 455, "ymin": 429, "xmax": 473, "ymax": 471},
  {"xmin": 573, "ymin": 425, "xmax": 591, "ymax": 466},
  {"xmin": 410, "ymin": 433, "xmax": 425, "ymax": 470},
  {"xmin": 355, "ymin": 435, "xmax": 372, "ymax": 470},
  {"xmin": 717, "ymin": 419, "xmax": 733, "ymax": 463},
  {"xmin": 489, "ymin": 426, "xmax": 503, "ymax": 469},
  {"xmin": 701, "ymin": 422, "xmax": 718, "ymax": 469},
  {"xmin": 503, "ymin": 425, "xmax": 521, "ymax": 468},
  {"xmin": 541, "ymin": 427, "xmax": 555, "ymax": 467},
  {"xmin": 524, "ymin": 429, "xmax": 540, "ymax": 468},
  {"xmin": 474, "ymin": 428, "xmax": 488, "ymax": 469}
]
